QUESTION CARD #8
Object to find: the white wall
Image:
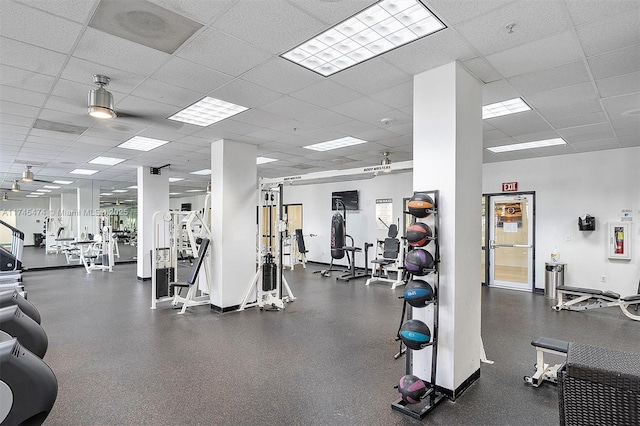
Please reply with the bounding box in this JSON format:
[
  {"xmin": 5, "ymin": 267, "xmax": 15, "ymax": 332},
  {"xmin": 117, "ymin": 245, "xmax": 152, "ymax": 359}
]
[
  {"xmin": 284, "ymin": 171, "xmax": 413, "ymax": 268},
  {"xmin": 483, "ymin": 147, "xmax": 640, "ymax": 295},
  {"xmin": 169, "ymin": 194, "xmax": 207, "ymax": 212}
]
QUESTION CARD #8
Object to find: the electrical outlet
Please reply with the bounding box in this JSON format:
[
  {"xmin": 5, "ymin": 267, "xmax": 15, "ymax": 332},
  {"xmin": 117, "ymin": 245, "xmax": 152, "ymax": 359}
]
[
  {"xmin": 601, "ymin": 275, "xmax": 606, "ymax": 283},
  {"xmin": 566, "ymin": 235, "xmax": 571, "ymax": 241}
]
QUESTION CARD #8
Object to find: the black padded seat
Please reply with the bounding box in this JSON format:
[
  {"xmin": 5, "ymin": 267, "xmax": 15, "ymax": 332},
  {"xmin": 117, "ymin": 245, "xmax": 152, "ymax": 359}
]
[
  {"xmin": 602, "ymin": 291, "xmax": 621, "ymax": 299},
  {"xmin": 556, "ymin": 285, "xmax": 603, "ymax": 295},
  {"xmin": 531, "ymin": 337, "xmax": 569, "ymax": 353},
  {"xmin": 622, "ymin": 294, "xmax": 640, "ymax": 302},
  {"xmin": 371, "ymin": 259, "xmax": 395, "ymax": 266},
  {"xmin": 342, "ymin": 246, "xmax": 361, "ymax": 252}
]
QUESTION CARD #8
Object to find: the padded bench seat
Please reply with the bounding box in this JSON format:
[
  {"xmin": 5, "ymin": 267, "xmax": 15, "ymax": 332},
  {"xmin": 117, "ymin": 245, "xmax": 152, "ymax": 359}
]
[
  {"xmin": 556, "ymin": 285, "xmax": 603, "ymax": 295},
  {"xmin": 622, "ymin": 294, "xmax": 640, "ymax": 302},
  {"xmin": 532, "ymin": 337, "xmax": 569, "ymax": 353}
]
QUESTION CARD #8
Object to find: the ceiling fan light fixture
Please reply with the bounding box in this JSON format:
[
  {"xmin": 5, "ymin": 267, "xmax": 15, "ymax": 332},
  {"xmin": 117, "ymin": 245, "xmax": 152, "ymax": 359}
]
[
  {"xmin": 206, "ymin": 182, "xmax": 211, "ymax": 194},
  {"xmin": 11, "ymin": 180, "xmax": 20, "ymax": 192},
  {"xmin": 381, "ymin": 152, "xmax": 391, "ymax": 166},
  {"xmin": 88, "ymin": 75, "xmax": 116, "ymax": 119},
  {"xmin": 22, "ymin": 166, "xmax": 34, "ymax": 182}
]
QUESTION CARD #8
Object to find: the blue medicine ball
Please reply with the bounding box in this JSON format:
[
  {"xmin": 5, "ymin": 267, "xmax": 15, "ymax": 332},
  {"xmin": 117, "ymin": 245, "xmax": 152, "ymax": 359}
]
[
  {"xmin": 403, "ymin": 280, "xmax": 434, "ymax": 307},
  {"xmin": 399, "ymin": 319, "xmax": 431, "ymax": 350}
]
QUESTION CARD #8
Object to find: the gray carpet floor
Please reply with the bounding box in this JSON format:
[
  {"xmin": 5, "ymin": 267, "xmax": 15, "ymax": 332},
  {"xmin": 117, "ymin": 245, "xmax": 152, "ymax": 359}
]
[{"xmin": 21, "ymin": 263, "xmax": 640, "ymax": 425}]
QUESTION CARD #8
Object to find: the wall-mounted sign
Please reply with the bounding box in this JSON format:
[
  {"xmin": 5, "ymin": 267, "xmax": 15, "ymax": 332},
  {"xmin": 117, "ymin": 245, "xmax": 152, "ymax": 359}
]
[
  {"xmin": 375, "ymin": 198, "xmax": 393, "ymax": 230},
  {"xmin": 502, "ymin": 182, "xmax": 518, "ymax": 192}
]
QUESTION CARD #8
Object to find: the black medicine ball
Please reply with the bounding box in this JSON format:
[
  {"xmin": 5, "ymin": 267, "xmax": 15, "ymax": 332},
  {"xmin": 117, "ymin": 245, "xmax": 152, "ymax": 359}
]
[
  {"xmin": 407, "ymin": 193, "xmax": 435, "ymax": 218},
  {"xmin": 406, "ymin": 222, "xmax": 432, "ymax": 247},
  {"xmin": 403, "ymin": 280, "xmax": 434, "ymax": 307},
  {"xmin": 398, "ymin": 374, "xmax": 427, "ymax": 404},
  {"xmin": 399, "ymin": 319, "xmax": 431, "ymax": 350}
]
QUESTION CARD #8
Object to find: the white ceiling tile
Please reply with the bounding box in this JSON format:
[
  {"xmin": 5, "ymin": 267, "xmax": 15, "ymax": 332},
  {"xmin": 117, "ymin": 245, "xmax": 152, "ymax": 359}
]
[
  {"xmin": 588, "ymin": 44, "xmax": 640, "ymax": 80},
  {"xmin": 618, "ymin": 134, "xmax": 640, "ymax": 147},
  {"xmin": 330, "ymin": 97, "xmax": 399, "ymax": 125},
  {"xmin": 576, "ymin": 7, "xmax": 640, "ymax": 57},
  {"xmin": 485, "ymin": 30, "xmax": 583, "ymax": 78},
  {"xmin": 295, "ymin": 109, "xmax": 352, "ymax": 128},
  {"xmin": 538, "ymin": 98, "xmax": 603, "ymax": 121},
  {"xmin": 484, "ymin": 129, "xmax": 509, "ymax": 141},
  {"xmin": 210, "ymin": 79, "xmax": 283, "ymax": 109},
  {"xmin": 486, "ymin": 110, "xmax": 553, "ymax": 136},
  {"xmin": 596, "ymin": 72, "xmax": 640, "ymax": 98},
  {"xmin": 178, "ymin": 27, "xmax": 272, "ymax": 77},
  {"xmin": 558, "ymin": 122, "xmax": 615, "ymax": 143},
  {"xmin": 1, "ymin": 2, "xmax": 83, "ymax": 53},
  {"xmin": 14, "ymin": 0, "xmax": 98, "ymax": 23},
  {"xmin": 370, "ymin": 81, "xmax": 414, "ymax": 109},
  {"xmin": 508, "ymin": 60, "xmax": 591, "ymax": 95},
  {"xmin": 382, "ymin": 29, "xmax": 476, "ymax": 76},
  {"xmin": 130, "ymin": 78, "xmax": 202, "ymax": 108},
  {"xmin": 0, "ymin": 37, "xmax": 67, "ymax": 76},
  {"xmin": 571, "ymin": 138, "xmax": 621, "ymax": 152},
  {"xmin": 151, "ymin": 57, "xmax": 234, "ymax": 93},
  {"xmin": 461, "ymin": 57, "xmax": 503, "ymax": 84},
  {"xmin": 526, "ymin": 82, "xmax": 599, "ymax": 110},
  {"xmin": 565, "ymin": 0, "xmax": 639, "ymax": 26},
  {"xmin": 59, "ymin": 57, "xmax": 147, "ymax": 93},
  {"xmin": 0, "ymin": 65, "xmax": 56, "ymax": 94},
  {"xmin": 149, "ymin": 0, "xmax": 236, "ymax": 24},
  {"xmin": 240, "ymin": 58, "xmax": 324, "ymax": 95},
  {"xmin": 482, "ymin": 79, "xmax": 520, "ymax": 104},
  {"xmin": 331, "ymin": 59, "xmax": 411, "ymax": 95},
  {"xmin": 455, "ymin": 1, "xmax": 573, "ymax": 56},
  {"xmin": 0, "ymin": 85, "xmax": 47, "ymax": 107},
  {"xmin": 546, "ymin": 111, "xmax": 608, "ymax": 129},
  {"xmin": 426, "ymin": 0, "xmax": 514, "ymax": 26},
  {"xmin": 0, "ymin": 100, "xmax": 40, "ymax": 118},
  {"xmin": 213, "ymin": 0, "xmax": 326, "ymax": 54},
  {"xmin": 290, "ymin": 80, "xmax": 364, "ymax": 109},
  {"xmin": 258, "ymin": 96, "xmax": 321, "ymax": 118},
  {"xmin": 284, "ymin": 0, "xmax": 372, "ymax": 25},
  {"xmin": 73, "ymin": 28, "xmax": 170, "ymax": 75}
]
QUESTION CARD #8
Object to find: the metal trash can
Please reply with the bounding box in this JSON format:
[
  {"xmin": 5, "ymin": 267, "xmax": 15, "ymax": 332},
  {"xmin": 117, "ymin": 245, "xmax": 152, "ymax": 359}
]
[{"xmin": 545, "ymin": 262, "xmax": 566, "ymax": 299}]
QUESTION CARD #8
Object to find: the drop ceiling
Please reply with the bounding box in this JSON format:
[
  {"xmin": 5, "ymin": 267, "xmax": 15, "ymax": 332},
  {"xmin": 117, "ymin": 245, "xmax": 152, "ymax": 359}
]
[{"xmin": 1, "ymin": 0, "xmax": 638, "ymax": 201}]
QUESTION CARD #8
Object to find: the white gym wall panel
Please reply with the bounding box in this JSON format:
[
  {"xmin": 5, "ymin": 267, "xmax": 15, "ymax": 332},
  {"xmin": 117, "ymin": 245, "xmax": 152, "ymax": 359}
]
[{"xmin": 210, "ymin": 139, "xmax": 257, "ymax": 310}]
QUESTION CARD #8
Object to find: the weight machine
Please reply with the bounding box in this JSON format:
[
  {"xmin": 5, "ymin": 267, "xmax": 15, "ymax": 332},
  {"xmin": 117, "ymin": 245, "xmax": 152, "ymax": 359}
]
[
  {"xmin": 151, "ymin": 208, "xmax": 213, "ymax": 313},
  {"xmin": 239, "ymin": 184, "xmax": 295, "ymax": 311}
]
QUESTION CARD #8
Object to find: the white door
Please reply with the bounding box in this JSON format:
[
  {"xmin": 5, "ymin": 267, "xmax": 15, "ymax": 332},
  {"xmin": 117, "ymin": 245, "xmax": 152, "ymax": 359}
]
[{"xmin": 488, "ymin": 194, "xmax": 534, "ymax": 291}]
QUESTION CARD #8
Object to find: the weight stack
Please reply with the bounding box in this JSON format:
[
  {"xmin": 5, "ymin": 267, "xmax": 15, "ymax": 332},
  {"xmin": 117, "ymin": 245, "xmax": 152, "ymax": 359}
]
[{"xmin": 262, "ymin": 254, "xmax": 277, "ymax": 291}]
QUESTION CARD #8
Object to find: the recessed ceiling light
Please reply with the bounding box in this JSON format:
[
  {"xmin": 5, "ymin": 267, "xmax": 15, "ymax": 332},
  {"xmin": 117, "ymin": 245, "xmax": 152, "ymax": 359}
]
[
  {"xmin": 29, "ymin": 192, "xmax": 43, "ymax": 196},
  {"xmin": 482, "ymin": 97, "xmax": 531, "ymax": 119},
  {"xmin": 168, "ymin": 97, "xmax": 249, "ymax": 127},
  {"xmin": 112, "ymin": 189, "xmax": 128, "ymax": 193},
  {"xmin": 281, "ymin": 0, "xmax": 445, "ymax": 76},
  {"xmin": 35, "ymin": 189, "xmax": 51, "ymax": 193},
  {"xmin": 304, "ymin": 136, "xmax": 368, "ymax": 151},
  {"xmin": 53, "ymin": 180, "xmax": 73, "ymax": 185},
  {"xmin": 89, "ymin": 156, "xmax": 125, "ymax": 166},
  {"xmin": 100, "ymin": 192, "xmax": 114, "ymax": 196},
  {"xmin": 257, "ymin": 157, "xmax": 278, "ymax": 164},
  {"xmin": 127, "ymin": 185, "xmax": 138, "ymax": 189},
  {"xmin": 70, "ymin": 169, "xmax": 99, "ymax": 175},
  {"xmin": 487, "ymin": 138, "xmax": 567, "ymax": 153},
  {"xmin": 169, "ymin": 192, "xmax": 181, "ymax": 195},
  {"xmin": 117, "ymin": 136, "xmax": 169, "ymax": 151},
  {"xmin": 168, "ymin": 177, "xmax": 185, "ymax": 182},
  {"xmin": 189, "ymin": 169, "xmax": 211, "ymax": 175},
  {"xmin": 185, "ymin": 189, "xmax": 204, "ymax": 192},
  {"xmin": 124, "ymin": 199, "xmax": 135, "ymax": 202},
  {"xmin": 26, "ymin": 194, "xmax": 41, "ymax": 198},
  {"xmin": 43, "ymin": 185, "xmax": 61, "ymax": 189}
]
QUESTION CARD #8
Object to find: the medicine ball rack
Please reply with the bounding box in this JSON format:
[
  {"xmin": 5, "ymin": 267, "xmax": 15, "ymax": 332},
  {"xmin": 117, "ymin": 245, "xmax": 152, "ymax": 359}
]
[{"xmin": 392, "ymin": 189, "xmax": 445, "ymax": 419}]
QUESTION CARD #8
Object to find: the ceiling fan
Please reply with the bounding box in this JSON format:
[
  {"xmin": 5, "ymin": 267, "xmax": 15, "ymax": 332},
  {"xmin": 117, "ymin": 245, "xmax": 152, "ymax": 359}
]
[
  {"xmin": 1, "ymin": 192, "xmax": 21, "ymax": 202},
  {"xmin": 22, "ymin": 165, "xmax": 54, "ymax": 183},
  {"xmin": 0, "ymin": 180, "xmax": 21, "ymax": 193}
]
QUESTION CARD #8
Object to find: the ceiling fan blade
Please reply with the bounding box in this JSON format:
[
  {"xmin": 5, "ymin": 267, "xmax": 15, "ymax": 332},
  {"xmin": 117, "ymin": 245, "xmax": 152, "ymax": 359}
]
[{"xmin": 33, "ymin": 178, "xmax": 54, "ymax": 183}]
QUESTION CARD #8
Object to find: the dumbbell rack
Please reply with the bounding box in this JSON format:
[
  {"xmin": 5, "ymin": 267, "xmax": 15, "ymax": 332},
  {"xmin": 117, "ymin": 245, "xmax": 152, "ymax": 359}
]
[{"xmin": 391, "ymin": 189, "xmax": 445, "ymax": 419}]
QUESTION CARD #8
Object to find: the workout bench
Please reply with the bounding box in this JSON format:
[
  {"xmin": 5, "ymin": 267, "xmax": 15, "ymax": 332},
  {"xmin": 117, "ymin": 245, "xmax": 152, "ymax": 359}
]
[
  {"xmin": 553, "ymin": 284, "xmax": 640, "ymax": 321},
  {"xmin": 169, "ymin": 238, "xmax": 210, "ymax": 314},
  {"xmin": 524, "ymin": 337, "xmax": 569, "ymax": 387}
]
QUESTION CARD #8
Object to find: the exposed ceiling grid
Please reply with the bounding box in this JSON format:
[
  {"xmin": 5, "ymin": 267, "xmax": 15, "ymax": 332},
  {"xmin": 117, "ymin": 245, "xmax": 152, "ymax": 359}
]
[{"xmin": 0, "ymin": 0, "xmax": 638, "ymax": 201}]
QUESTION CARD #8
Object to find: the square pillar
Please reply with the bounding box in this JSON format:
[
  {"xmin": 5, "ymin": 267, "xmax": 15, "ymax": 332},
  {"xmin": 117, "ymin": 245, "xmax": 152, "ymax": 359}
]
[
  {"xmin": 77, "ymin": 183, "xmax": 99, "ymax": 239},
  {"xmin": 210, "ymin": 139, "xmax": 257, "ymax": 311},
  {"xmin": 137, "ymin": 166, "xmax": 169, "ymax": 279},
  {"xmin": 412, "ymin": 62, "xmax": 483, "ymax": 397}
]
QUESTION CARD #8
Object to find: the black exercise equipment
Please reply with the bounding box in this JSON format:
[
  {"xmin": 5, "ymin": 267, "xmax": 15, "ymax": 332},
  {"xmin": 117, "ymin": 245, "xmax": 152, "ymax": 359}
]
[
  {"xmin": 168, "ymin": 238, "xmax": 210, "ymax": 314},
  {"xmin": 0, "ymin": 330, "xmax": 58, "ymax": 425},
  {"xmin": 294, "ymin": 229, "xmax": 309, "ymax": 267},
  {"xmin": 524, "ymin": 337, "xmax": 569, "ymax": 387},
  {"xmin": 0, "ymin": 289, "xmax": 41, "ymax": 324},
  {"xmin": 365, "ymin": 223, "xmax": 402, "ymax": 288},
  {"xmin": 0, "ymin": 220, "xmax": 23, "ymax": 273},
  {"xmin": 553, "ymin": 281, "xmax": 640, "ymax": 321},
  {"xmin": 0, "ymin": 305, "xmax": 48, "ymax": 358}
]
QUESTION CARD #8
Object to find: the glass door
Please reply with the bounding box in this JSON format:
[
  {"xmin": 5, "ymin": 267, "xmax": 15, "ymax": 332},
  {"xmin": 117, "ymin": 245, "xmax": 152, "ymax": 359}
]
[{"xmin": 488, "ymin": 194, "xmax": 534, "ymax": 291}]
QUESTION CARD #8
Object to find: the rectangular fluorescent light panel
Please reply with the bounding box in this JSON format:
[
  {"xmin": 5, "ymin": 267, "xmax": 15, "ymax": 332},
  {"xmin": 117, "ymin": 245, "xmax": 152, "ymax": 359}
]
[
  {"xmin": 128, "ymin": 185, "xmax": 138, "ymax": 189},
  {"xmin": 43, "ymin": 185, "xmax": 60, "ymax": 189},
  {"xmin": 304, "ymin": 136, "xmax": 367, "ymax": 152},
  {"xmin": 100, "ymin": 192, "xmax": 114, "ymax": 196},
  {"xmin": 185, "ymin": 189, "xmax": 204, "ymax": 193},
  {"xmin": 168, "ymin": 97, "xmax": 249, "ymax": 127},
  {"xmin": 281, "ymin": 0, "xmax": 445, "ymax": 76},
  {"xmin": 26, "ymin": 194, "xmax": 41, "ymax": 198},
  {"xmin": 168, "ymin": 177, "xmax": 184, "ymax": 182},
  {"xmin": 257, "ymin": 157, "xmax": 278, "ymax": 164},
  {"xmin": 169, "ymin": 192, "xmax": 181, "ymax": 195},
  {"xmin": 53, "ymin": 180, "xmax": 73, "ymax": 185},
  {"xmin": 70, "ymin": 169, "xmax": 99, "ymax": 175},
  {"xmin": 89, "ymin": 156, "xmax": 125, "ymax": 166},
  {"xmin": 482, "ymin": 98, "xmax": 531, "ymax": 119},
  {"xmin": 35, "ymin": 189, "xmax": 51, "ymax": 193},
  {"xmin": 487, "ymin": 138, "xmax": 567, "ymax": 153},
  {"xmin": 189, "ymin": 169, "xmax": 211, "ymax": 175},
  {"xmin": 112, "ymin": 189, "xmax": 128, "ymax": 193},
  {"xmin": 117, "ymin": 136, "xmax": 169, "ymax": 151}
]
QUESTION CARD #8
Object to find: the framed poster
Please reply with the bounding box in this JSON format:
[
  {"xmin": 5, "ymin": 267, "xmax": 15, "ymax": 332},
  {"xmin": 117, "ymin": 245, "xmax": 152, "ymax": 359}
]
[{"xmin": 608, "ymin": 222, "xmax": 631, "ymax": 260}]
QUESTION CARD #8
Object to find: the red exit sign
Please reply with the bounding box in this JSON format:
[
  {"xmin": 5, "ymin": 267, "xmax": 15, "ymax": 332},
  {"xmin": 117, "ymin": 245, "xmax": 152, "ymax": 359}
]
[{"xmin": 502, "ymin": 182, "xmax": 518, "ymax": 192}]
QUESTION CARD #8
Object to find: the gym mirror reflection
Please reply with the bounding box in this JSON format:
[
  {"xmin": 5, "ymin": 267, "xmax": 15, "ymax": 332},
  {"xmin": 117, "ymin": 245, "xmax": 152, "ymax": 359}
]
[{"xmin": 1, "ymin": 180, "xmax": 137, "ymax": 270}]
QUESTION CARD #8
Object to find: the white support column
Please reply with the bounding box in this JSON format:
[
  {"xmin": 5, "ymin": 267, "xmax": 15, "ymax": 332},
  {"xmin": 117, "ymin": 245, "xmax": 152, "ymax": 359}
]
[
  {"xmin": 77, "ymin": 183, "xmax": 99, "ymax": 239},
  {"xmin": 137, "ymin": 167, "xmax": 169, "ymax": 280},
  {"xmin": 210, "ymin": 139, "xmax": 257, "ymax": 311},
  {"xmin": 60, "ymin": 192, "xmax": 76, "ymax": 236},
  {"xmin": 412, "ymin": 62, "xmax": 483, "ymax": 397}
]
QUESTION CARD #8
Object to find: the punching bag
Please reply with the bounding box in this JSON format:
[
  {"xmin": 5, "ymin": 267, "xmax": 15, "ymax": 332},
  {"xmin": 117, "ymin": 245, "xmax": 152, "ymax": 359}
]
[{"xmin": 330, "ymin": 213, "xmax": 345, "ymax": 259}]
